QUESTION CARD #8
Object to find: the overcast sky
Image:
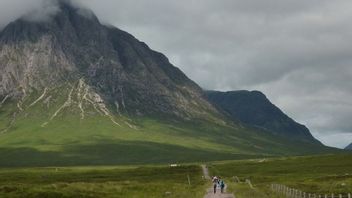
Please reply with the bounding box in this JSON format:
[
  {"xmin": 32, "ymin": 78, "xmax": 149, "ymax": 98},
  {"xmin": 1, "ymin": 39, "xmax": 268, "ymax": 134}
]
[{"xmin": 0, "ymin": 0, "xmax": 351, "ymax": 148}]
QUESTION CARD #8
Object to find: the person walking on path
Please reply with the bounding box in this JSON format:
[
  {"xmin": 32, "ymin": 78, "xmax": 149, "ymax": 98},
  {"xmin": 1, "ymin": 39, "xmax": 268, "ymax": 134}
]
[
  {"xmin": 212, "ymin": 176, "xmax": 219, "ymax": 194},
  {"xmin": 219, "ymin": 179, "xmax": 225, "ymax": 193}
]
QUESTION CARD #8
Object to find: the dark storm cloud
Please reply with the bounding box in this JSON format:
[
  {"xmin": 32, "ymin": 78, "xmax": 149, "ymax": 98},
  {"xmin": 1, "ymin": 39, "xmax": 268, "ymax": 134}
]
[{"xmin": 0, "ymin": 0, "xmax": 351, "ymax": 148}]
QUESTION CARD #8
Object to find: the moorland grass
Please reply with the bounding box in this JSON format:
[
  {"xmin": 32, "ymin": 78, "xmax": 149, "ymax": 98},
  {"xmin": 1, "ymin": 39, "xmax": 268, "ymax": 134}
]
[
  {"xmin": 0, "ymin": 165, "xmax": 207, "ymax": 198},
  {"xmin": 208, "ymin": 154, "xmax": 352, "ymax": 198}
]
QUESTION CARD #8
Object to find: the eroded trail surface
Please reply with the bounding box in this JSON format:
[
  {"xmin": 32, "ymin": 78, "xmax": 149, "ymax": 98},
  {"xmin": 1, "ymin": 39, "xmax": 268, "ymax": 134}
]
[{"xmin": 202, "ymin": 165, "xmax": 235, "ymax": 198}]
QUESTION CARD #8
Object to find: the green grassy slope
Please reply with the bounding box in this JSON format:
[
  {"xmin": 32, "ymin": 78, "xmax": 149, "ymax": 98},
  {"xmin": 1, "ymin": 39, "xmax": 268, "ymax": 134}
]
[
  {"xmin": 0, "ymin": 84, "xmax": 337, "ymax": 167},
  {"xmin": 209, "ymin": 154, "xmax": 352, "ymax": 197}
]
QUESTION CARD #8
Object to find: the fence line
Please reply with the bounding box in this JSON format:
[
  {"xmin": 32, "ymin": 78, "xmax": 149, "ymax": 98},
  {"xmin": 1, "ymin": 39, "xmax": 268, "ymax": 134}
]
[{"xmin": 271, "ymin": 184, "xmax": 351, "ymax": 198}]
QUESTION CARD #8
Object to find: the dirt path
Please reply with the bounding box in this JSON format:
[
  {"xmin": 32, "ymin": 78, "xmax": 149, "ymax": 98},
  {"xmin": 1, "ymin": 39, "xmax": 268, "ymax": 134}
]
[
  {"xmin": 201, "ymin": 165, "xmax": 211, "ymax": 180},
  {"xmin": 201, "ymin": 165, "xmax": 235, "ymax": 198}
]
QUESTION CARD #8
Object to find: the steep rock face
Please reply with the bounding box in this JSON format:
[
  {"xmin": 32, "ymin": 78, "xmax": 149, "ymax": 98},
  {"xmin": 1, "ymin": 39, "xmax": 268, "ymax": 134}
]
[
  {"xmin": 345, "ymin": 143, "xmax": 352, "ymax": 150},
  {"xmin": 206, "ymin": 90, "xmax": 321, "ymax": 143},
  {"xmin": 0, "ymin": 1, "xmax": 221, "ymax": 121}
]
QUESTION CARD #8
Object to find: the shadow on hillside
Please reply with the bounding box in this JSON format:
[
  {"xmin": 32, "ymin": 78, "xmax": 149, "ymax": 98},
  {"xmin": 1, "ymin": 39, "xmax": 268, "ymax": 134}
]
[{"xmin": 0, "ymin": 141, "xmax": 263, "ymax": 167}]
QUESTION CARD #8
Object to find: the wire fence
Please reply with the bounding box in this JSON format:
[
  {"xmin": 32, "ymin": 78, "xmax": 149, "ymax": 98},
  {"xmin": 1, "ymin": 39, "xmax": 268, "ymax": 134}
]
[{"xmin": 271, "ymin": 183, "xmax": 352, "ymax": 198}]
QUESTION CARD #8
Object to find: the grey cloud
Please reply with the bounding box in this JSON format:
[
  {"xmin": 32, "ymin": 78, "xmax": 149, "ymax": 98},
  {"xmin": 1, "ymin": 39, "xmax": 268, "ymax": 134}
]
[
  {"xmin": 0, "ymin": 0, "xmax": 58, "ymax": 28},
  {"xmin": 22, "ymin": 0, "xmax": 60, "ymax": 22},
  {"xmin": 316, "ymin": 133, "xmax": 352, "ymax": 149},
  {"xmin": 0, "ymin": 0, "xmax": 351, "ymax": 148}
]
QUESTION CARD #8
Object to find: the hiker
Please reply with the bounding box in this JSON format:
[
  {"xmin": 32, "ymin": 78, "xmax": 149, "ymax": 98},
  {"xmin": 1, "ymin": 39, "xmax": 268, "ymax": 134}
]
[
  {"xmin": 212, "ymin": 176, "xmax": 218, "ymax": 194},
  {"xmin": 219, "ymin": 179, "xmax": 225, "ymax": 193}
]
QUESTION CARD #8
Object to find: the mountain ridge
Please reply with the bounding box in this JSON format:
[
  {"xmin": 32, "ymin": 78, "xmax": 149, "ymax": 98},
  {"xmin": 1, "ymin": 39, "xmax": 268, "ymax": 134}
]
[{"xmin": 206, "ymin": 90, "xmax": 321, "ymax": 144}]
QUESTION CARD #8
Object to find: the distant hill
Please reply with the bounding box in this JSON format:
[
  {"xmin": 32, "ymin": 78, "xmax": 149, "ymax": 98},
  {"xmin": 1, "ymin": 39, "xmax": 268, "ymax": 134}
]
[
  {"xmin": 206, "ymin": 90, "xmax": 321, "ymax": 144},
  {"xmin": 345, "ymin": 143, "xmax": 352, "ymax": 150}
]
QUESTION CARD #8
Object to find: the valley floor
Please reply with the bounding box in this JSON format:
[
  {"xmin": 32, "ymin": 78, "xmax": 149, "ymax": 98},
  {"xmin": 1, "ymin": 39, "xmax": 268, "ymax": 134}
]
[
  {"xmin": 0, "ymin": 165, "xmax": 207, "ymax": 198},
  {"xmin": 0, "ymin": 154, "xmax": 351, "ymax": 198}
]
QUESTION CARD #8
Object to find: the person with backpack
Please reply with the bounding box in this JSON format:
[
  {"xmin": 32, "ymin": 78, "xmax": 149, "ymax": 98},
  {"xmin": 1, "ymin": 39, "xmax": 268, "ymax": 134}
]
[
  {"xmin": 219, "ymin": 179, "xmax": 225, "ymax": 193},
  {"xmin": 212, "ymin": 176, "xmax": 219, "ymax": 194}
]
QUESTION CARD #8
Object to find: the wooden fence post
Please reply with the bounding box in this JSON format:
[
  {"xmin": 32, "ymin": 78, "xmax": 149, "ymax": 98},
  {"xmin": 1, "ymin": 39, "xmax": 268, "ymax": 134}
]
[
  {"xmin": 289, "ymin": 188, "xmax": 291, "ymax": 197},
  {"xmin": 293, "ymin": 189, "xmax": 295, "ymax": 198},
  {"xmin": 281, "ymin": 184, "xmax": 283, "ymax": 193},
  {"xmin": 270, "ymin": 184, "xmax": 351, "ymax": 198}
]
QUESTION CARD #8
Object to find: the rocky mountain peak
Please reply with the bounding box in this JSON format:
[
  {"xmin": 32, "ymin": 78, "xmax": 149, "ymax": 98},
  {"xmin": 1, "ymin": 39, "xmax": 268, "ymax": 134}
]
[{"xmin": 0, "ymin": 1, "xmax": 222, "ymax": 122}]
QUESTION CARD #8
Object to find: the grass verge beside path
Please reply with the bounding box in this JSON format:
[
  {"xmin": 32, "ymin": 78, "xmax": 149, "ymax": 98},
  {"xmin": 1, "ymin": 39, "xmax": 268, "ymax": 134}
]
[{"xmin": 226, "ymin": 181, "xmax": 283, "ymax": 198}]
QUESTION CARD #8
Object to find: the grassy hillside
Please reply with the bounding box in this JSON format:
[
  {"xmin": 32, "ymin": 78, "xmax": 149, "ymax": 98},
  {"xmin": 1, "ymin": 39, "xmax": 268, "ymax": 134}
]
[
  {"xmin": 0, "ymin": 165, "xmax": 207, "ymax": 198},
  {"xmin": 208, "ymin": 154, "xmax": 352, "ymax": 197},
  {"xmin": 0, "ymin": 85, "xmax": 337, "ymax": 167},
  {"xmin": 0, "ymin": 112, "xmax": 335, "ymax": 167}
]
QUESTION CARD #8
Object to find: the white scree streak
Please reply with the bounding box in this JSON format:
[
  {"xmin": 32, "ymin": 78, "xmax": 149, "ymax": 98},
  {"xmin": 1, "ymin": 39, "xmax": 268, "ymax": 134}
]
[
  {"xmin": 1, "ymin": 95, "xmax": 10, "ymax": 105},
  {"xmin": 29, "ymin": 88, "xmax": 48, "ymax": 107},
  {"xmin": 50, "ymin": 86, "xmax": 74, "ymax": 121},
  {"xmin": 77, "ymin": 79, "xmax": 85, "ymax": 120}
]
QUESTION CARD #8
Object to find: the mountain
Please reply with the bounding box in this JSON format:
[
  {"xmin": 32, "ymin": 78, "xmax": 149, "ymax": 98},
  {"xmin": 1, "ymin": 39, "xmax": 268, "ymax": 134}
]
[
  {"xmin": 0, "ymin": 1, "xmax": 222, "ymax": 122},
  {"xmin": 0, "ymin": 1, "xmax": 332, "ymax": 166},
  {"xmin": 345, "ymin": 143, "xmax": 352, "ymax": 150},
  {"xmin": 205, "ymin": 90, "xmax": 321, "ymax": 144}
]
